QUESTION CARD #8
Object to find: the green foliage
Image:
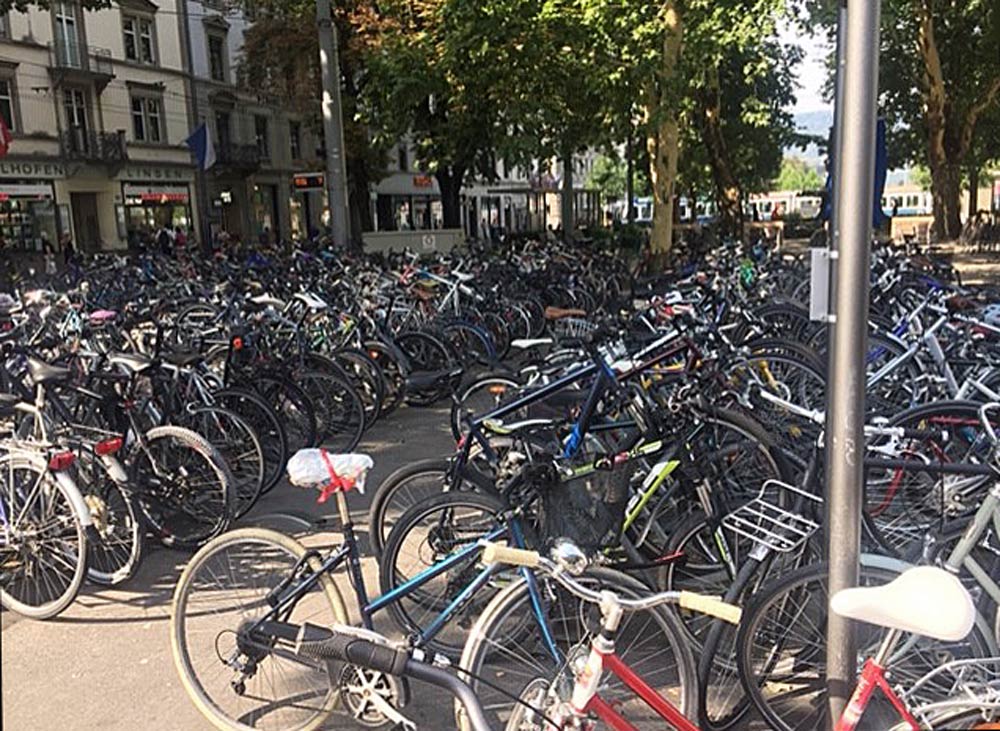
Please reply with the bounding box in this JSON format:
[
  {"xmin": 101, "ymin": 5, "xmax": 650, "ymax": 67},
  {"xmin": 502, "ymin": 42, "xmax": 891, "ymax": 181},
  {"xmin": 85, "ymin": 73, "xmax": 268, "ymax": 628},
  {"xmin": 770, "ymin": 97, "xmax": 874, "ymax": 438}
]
[
  {"xmin": 775, "ymin": 156, "xmax": 823, "ymax": 191},
  {"xmin": 587, "ymin": 154, "xmax": 626, "ymax": 201}
]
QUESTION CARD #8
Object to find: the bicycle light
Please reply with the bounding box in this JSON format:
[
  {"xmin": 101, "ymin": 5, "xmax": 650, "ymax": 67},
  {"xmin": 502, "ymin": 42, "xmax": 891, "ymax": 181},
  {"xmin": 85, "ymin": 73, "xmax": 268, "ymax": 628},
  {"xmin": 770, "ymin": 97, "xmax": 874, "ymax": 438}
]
[
  {"xmin": 48, "ymin": 451, "xmax": 76, "ymax": 471},
  {"xmin": 232, "ymin": 336, "xmax": 244, "ymax": 351},
  {"xmin": 95, "ymin": 437, "xmax": 124, "ymax": 456}
]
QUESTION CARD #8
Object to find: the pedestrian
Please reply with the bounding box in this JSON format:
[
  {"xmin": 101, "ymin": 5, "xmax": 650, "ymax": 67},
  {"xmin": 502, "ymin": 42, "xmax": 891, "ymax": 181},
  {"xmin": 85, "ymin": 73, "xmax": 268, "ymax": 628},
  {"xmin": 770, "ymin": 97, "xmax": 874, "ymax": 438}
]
[
  {"xmin": 156, "ymin": 225, "xmax": 173, "ymax": 257},
  {"xmin": 61, "ymin": 231, "xmax": 77, "ymax": 266},
  {"xmin": 751, "ymin": 203, "xmax": 760, "ymax": 222},
  {"xmin": 41, "ymin": 232, "xmax": 57, "ymax": 276},
  {"xmin": 174, "ymin": 225, "xmax": 187, "ymax": 252}
]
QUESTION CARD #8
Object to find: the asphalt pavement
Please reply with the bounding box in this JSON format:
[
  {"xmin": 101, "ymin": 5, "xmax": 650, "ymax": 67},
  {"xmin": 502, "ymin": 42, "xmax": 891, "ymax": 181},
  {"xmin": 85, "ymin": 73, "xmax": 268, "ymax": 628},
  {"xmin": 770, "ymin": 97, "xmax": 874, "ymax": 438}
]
[{"xmin": 2, "ymin": 404, "xmax": 456, "ymax": 731}]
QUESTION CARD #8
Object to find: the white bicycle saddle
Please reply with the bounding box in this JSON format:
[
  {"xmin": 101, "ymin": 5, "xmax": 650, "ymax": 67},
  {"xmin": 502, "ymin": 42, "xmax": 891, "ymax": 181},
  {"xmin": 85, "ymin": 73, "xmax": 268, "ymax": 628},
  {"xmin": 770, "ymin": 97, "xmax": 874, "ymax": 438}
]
[{"xmin": 830, "ymin": 566, "xmax": 975, "ymax": 642}]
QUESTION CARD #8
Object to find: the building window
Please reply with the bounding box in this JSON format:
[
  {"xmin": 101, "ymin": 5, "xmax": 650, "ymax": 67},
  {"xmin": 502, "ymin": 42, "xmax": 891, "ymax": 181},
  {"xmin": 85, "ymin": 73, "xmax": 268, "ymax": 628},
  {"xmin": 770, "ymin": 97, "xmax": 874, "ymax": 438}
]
[
  {"xmin": 398, "ymin": 144, "xmax": 408, "ymax": 172},
  {"xmin": 255, "ymin": 115, "xmax": 269, "ymax": 159},
  {"xmin": 131, "ymin": 95, "xmax": 163, "ymax": 142},
  {"xmin": 215, "ymin": 110, "xmax": 230, "ymax": 148},
  {"xmin": 0, "ymin": 14, "xmax": 10, "ymax": 39},
  {"xmin": 0, "ymin": 79, "xmax": 15, "ymax": 131},
  {"xmin": 208, "ymin": 34, "xmax": 226, "ymax": 82},
  {"xmin": 122, "ymin": 15, "xmax": 155, "ymax": 64},
  {"xmin": 289, "ymin": 121, "xmax": 301, "ymax": 160}
]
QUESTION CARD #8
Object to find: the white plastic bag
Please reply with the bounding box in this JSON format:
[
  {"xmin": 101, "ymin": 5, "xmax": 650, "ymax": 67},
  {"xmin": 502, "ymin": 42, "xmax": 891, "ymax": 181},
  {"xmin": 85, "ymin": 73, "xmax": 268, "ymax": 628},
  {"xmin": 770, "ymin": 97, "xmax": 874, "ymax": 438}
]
[{"xmin": 286, "ymin": 450, "xmax": 374, "ymax": 494}]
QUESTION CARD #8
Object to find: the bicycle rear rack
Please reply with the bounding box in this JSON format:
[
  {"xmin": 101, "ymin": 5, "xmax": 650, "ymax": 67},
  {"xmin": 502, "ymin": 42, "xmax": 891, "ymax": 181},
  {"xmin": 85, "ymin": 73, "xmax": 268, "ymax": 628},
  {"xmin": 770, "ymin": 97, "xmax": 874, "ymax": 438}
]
[{"xmin": 721, "ymin": 479, "xmax": 821, "ymax": 553}]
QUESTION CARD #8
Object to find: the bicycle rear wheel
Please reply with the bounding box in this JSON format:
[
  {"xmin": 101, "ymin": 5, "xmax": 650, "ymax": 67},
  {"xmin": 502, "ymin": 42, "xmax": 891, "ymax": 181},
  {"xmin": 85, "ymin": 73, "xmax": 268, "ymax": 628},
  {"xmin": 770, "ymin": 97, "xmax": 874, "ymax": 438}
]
[
  {"xmin": 0, "ymin": 454, "xmax": 87, "ymax": 619},
  {"xmin": 130, "ymin": 425, "xmax": 233, "ymax": 549},
  {"xmin": 214, "ymin": 388, "xmax": 288, "ymax": 496},
  {"xmin": 171, "ymin": 527, "xmax": 348, "ymax": 731}
]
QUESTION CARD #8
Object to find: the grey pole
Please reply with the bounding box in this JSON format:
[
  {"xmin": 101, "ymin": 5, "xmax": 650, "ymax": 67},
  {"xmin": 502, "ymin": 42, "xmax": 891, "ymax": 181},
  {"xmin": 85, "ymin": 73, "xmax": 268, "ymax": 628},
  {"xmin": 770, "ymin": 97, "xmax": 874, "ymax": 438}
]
[
  {"xmin": 317, "ymin": 0, "xmax": 351, "ymax": 247},
  {"xmin": 824, "ymin": 0, "xmax": 881, "ymax": 727}
]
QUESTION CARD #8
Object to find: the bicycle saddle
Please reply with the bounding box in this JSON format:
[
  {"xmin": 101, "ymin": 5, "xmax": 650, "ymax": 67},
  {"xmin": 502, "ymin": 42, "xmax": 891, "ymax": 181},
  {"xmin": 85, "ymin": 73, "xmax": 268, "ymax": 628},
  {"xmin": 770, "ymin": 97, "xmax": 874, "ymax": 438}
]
[
  {"xmin": 162, "ymin": 351, "xmax": 204, "ymax": 368},
  {"xmin": 109, "ymin": 352, "xmax": 155, "ymax": 374},
  {"xmin": 830, "ymin": 566, "xmax": 975, "ymax": 642},
  {"xmin": 405, "ymin": 367, "xmax": 463, "ymax": 391},
  {"xmin": 511, "ymin": 338, "xmax": 553, "ymax": 350},
  {"xmin": 544, "ymin": 306, "xmax": 587, "ymax": 320},
  {"xmin": 27, "ymin": 357, "xmax": 72, "ymax": 385},
  {"xmin": 248, "ymin": 294, "xmax": 286, "ymax": 310}
]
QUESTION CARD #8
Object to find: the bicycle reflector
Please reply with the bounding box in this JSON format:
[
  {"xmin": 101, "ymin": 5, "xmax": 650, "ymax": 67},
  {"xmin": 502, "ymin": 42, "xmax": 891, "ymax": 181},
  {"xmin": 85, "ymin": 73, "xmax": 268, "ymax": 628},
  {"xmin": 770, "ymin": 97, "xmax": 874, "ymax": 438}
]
[
  {"xmin": 488, "ymin": 385, "xmax": 508, "ymax": 395},
  {"xmin": 48, "ymin": 451, "xmax": 76, "ymax": 471},
  {"xmin": 95, "ymin": 437, "xmax": 124, "ymax": 456},
  {"xmin": 232, "ymin": 336, "xmax": 244, "ymax": 351}
]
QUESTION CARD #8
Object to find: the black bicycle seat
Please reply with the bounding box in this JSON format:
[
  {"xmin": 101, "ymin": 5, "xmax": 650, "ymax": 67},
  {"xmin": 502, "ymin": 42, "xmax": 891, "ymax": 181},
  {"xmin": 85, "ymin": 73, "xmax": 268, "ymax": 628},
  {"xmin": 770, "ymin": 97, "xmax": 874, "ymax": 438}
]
[
  {"xmin": 162, "ymin": 351, "xmax": 204, "ymax": 368},
  {"xmin": 109, "ymin": 352, "xmax": 155, "ymax": 374},
  {"xmin": 26, "ymin": 358, "xmax": 72, "ymax": 385}
]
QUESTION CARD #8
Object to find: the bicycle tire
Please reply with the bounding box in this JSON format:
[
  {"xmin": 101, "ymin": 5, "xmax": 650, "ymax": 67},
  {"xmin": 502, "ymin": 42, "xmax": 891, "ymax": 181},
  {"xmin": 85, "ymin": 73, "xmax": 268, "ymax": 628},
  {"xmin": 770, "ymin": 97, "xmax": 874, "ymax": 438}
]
[
  {"xmin": 130, "ymin": 425, "xmax": 234, "ymax": 549},
  {"xmin": 0, "ymin": 453, "xmax": 87, "ymax": 619},
  {"xmin": 214, "ymin": 388, "xmax": 288, "ymax": 495},
  {"xmin": 171, "ymin": 527, "xmax": 349, "ymax": 731}
]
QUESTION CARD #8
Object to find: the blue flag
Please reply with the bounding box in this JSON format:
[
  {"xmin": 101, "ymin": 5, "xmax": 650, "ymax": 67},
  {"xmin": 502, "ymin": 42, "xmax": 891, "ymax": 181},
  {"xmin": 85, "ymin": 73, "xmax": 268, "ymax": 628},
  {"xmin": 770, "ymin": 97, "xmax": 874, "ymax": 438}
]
[
  {"xmin": 821, "ymin": 117, "xmax": 890, "ymax": 229},
  {"xmin": 184, "ymin": 123, "xmax": 216, "ymax": 171}
]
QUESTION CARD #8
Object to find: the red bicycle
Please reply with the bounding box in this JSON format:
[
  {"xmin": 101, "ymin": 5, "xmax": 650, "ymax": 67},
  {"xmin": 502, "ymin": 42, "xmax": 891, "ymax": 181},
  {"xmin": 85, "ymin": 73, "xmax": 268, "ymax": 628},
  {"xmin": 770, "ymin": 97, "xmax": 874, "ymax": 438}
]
[{"xmin": 471, "ymin": 541, "xmax": 743, "ymax": 731}]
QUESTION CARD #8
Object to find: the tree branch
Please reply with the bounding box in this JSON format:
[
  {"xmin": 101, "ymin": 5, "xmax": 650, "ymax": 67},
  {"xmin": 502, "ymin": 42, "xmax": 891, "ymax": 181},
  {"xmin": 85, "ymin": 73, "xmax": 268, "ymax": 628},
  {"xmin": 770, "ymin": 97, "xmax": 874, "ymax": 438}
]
[{"xmin": 959, "ymin": 74, "xmax": 1000, "ymax": 159}]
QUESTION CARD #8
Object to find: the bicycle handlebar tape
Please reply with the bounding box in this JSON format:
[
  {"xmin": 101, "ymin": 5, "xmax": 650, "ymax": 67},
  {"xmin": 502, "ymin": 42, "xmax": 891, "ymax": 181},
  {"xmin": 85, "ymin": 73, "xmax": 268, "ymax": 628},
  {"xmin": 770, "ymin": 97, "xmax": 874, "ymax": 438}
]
[
  {"xmin": 679, "ymin": 591, "xmax": 743, "ymax": 625},
  {"xmin": 296, "ymin": 627, "xmax": 410, "ymax": 676},
  {"xmin": 482, "ymin": 543, "xmax": 540, "ymax": 567}
]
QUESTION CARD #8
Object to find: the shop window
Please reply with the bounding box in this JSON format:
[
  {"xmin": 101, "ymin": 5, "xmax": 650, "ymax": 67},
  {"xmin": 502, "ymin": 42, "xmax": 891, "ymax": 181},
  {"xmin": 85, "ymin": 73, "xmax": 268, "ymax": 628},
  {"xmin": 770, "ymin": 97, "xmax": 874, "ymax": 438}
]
[
  {"xmin": 122, "ymin": 14, "xmax": 156, "ymax": 64},
  {"xmin": 131, "ymin": 95, "xmax": 163, "ymax": 142},
  {"xmin": 289, "ymin": 120, "xmax": 301, "ymax": 160},
  {"xmin": 255, "ymin": 115, "xmax": 269, "ymax": 159},
  {"xmin": 208, "ymin": 34, "xmax": 227, "ymax": 82},
  {"xmin": 0, "ymin": 78, "xmax": 15, "ymax": 132}
]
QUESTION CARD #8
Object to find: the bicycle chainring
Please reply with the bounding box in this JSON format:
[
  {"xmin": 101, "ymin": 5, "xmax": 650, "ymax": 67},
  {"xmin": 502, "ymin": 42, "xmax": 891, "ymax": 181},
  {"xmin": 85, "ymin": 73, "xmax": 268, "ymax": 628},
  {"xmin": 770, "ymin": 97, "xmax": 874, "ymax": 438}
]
[{"xmin": 337, "ymin": 663, "xmax": 409, "ymax": 728}]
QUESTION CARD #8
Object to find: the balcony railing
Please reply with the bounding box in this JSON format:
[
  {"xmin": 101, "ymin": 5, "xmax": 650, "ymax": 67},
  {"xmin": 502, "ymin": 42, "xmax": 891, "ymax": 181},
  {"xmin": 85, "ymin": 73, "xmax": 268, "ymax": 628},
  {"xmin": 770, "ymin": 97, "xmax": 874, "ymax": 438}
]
[
  {"xmin": 216, "ymin": 142, "xmax": 262, "ymax": 171},
  {"xmin": 50, "ymin": 40, "xmax": 113, "ymax": 77},
  {"xmin": 61, "ymin": 128, "xmax": 128, "ymax": 164}
]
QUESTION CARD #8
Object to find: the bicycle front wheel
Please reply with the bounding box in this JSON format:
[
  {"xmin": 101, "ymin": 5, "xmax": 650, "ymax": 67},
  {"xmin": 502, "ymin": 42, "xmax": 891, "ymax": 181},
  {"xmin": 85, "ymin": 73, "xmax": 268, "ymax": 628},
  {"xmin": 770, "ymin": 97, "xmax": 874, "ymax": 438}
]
[
  {"xmin": 458, "ymin": 566, "xmax": 697, "ymax": 731},
  {"xmin": 171, "ymin": 527, "xmax": 348, "ymax": 731}
]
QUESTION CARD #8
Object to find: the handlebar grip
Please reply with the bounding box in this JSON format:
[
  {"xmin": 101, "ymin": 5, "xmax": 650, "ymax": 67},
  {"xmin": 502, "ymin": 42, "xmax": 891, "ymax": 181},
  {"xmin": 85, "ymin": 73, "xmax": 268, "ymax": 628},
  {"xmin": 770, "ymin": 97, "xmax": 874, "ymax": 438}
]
[
  {"xmin": 482, "ymin": 542, "xmax": 540, "ymax": 567},
  {"xmin": 296, "ymin": 624, "xmax": 410, "ymax": 676},
  {"xmin": 679, "ymin": 591, "xmax": 743, "ymax": 625}
]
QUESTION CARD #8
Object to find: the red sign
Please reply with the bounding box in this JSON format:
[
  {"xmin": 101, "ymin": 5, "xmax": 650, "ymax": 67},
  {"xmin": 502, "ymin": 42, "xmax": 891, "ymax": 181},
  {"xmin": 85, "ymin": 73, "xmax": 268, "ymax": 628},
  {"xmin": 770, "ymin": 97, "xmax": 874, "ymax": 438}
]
[
  {"xmin": 293, "ymin": 173, "xmax": 325, "ymax": 191},
  {"xmin": 413, "ymin": 175, "xmax": 433, "ymax": 188}
]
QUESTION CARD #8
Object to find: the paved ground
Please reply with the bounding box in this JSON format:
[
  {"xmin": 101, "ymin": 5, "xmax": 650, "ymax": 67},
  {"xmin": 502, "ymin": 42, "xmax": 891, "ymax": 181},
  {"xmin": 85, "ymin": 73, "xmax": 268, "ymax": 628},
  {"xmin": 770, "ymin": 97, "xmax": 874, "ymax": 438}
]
[{"xmin": 2, "ymin": 404, "xmax": 457, "ymax": 731}]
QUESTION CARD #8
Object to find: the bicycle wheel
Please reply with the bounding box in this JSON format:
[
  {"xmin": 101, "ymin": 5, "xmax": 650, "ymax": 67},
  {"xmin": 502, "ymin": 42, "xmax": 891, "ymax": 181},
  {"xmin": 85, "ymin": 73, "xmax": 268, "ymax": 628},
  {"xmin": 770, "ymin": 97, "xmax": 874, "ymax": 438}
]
[
  {"xmin": 181, "ymin": 406, "xmax": 265, "ymax": 519},
  {"xmin": 76, "ymin": 449, "xmax": 144, "ymax": 586},
  {"xmin": 378, "ymin": 491, "xmax": 511, "ymax": 655},
  {"xmin": 367, "ymin": 456, "xmax": 497, "ymax": 558},
  {"xmin": 866, "ymin": 400, "xmax": 999, "ymax": 558},
  {"xmin": 0, "ymin": 454, "xmax": 87, "ymax": 619},
  {"xmin": 364, "ymin": 340, "xmax": 406, "ymax": 416},
  {"xmin": 457, "ymin": 566, "xmax": 697, "ymax": 731},
  {"xmin": 255, "ymin": 375, "xmax": 317, "ymax": 451},
  {"xmin": 736, "ymin": 561, "xmax": 995, "ymax": 731},
  {"xmin": 449, "ymin": 373, "xmax": 524, "ymax": 441},
  {"xmin": 130, "ymin": 425, "xmax": 234, "ymax": 549},
  {"xmin": 214, "ymin": 388, "xmax": 287, "ymax": 496},
  {"xmin": 330, "ymin": 348, "xmax": 386, "ymax": 429},
  {"xmin": 293, "ymin": 371, "xmax": 364, "ymax": 452},
  {"xmin": 171, "ymin": 528, "xmax": 348, "ymax": 731}
]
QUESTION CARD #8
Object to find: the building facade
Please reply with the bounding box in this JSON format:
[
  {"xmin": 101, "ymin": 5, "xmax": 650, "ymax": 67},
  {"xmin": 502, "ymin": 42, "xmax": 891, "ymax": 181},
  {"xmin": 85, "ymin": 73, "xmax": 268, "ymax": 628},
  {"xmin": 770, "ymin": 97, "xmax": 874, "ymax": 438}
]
[
  {"xmin": 184, "ymin": 0, "xmax": 325, "ymax": 245},
  {"xmin": 1, "ymin": 0, "xmax": 197, "ymax": 253}
]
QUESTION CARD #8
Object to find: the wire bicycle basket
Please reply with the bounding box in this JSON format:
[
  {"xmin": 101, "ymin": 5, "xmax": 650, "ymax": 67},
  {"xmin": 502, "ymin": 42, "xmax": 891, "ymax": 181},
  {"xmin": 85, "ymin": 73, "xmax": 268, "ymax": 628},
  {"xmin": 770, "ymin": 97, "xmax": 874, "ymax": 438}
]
[{"xmin": 721, "ymin": 479, "xmax": 821, "ymax": 554}]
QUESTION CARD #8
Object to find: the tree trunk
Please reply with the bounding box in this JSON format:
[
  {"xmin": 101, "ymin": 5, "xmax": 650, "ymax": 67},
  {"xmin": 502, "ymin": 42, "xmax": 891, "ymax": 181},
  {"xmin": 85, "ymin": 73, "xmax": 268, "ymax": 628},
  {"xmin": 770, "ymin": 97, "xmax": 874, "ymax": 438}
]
[
  {"xmin": 698, "ymin": 72, "xmax": 743, "ymax": 240},
  {"xmin": 968, "ymin": 165, "xmax": 979, "ymax": 220},
  {"xmin": 435, "ymin": 166, "xmax": 465, "ymax": 229},
  {"xmin": 561, "ymin": 154, "xmax": 574, "ymax": 239},
  {"xmin": 347, "ymin": 158, "xmax": 373, "ymax": 242},
  {"xmin": 928, "ymin": 160, "xmax": 962, "ymax": 240},
  {"xmin": 646, "ymin": 0, "xmax": 683, "ymax": 262},
  {"xmin": 625, "ymin": 131, "xmax": 636, "ymax": 223}
]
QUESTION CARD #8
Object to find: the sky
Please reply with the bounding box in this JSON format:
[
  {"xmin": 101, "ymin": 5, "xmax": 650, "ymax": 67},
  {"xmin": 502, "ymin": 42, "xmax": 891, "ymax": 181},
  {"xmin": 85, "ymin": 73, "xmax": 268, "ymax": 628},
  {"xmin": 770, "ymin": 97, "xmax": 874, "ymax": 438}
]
[{"xmin": 783, "ymin": 25, "xmax": 834, "ymax": 114}]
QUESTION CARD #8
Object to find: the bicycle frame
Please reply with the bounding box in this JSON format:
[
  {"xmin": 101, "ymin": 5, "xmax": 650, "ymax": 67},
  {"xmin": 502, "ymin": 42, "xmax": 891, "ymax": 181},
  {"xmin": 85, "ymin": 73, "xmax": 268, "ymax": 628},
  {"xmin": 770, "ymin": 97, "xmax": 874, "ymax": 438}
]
[{"xmin": 835, "ymin": 653, "xmax": 921, "ymax": 731}]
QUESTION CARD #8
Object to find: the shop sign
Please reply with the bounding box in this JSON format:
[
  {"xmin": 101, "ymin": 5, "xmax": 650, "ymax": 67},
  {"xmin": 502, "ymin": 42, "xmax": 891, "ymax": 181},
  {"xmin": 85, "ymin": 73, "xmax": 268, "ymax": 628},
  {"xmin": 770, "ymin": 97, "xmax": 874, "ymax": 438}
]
[
  {"xmin": 0, "ymin": 183, "xmax": 55, "ymax": 199},
  {"xmin": 0, "ymin": 161, "xmax": 66, "ymax": 179},
  {"xmin": 121, "ymin": 166, "xmax": 192, "ymax": 183},
  {"xmin": 413, "ymin": 175, "xmax": 433, "ymax": 188},
  {"xmin": 123, "ymin": 183, "xmax": 190, "ymax": 206},
  {"xmin": 293, "ymin": 172, "xmax": 325, "ymax": 192}
]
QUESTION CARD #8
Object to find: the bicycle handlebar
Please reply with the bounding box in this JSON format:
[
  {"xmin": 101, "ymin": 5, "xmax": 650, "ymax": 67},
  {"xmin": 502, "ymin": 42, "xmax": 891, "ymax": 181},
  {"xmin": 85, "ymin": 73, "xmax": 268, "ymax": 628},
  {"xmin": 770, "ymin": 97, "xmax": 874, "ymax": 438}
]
[{"xmin": 481, "ymin": 542, "xmax": 743, "ymax": 624}]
